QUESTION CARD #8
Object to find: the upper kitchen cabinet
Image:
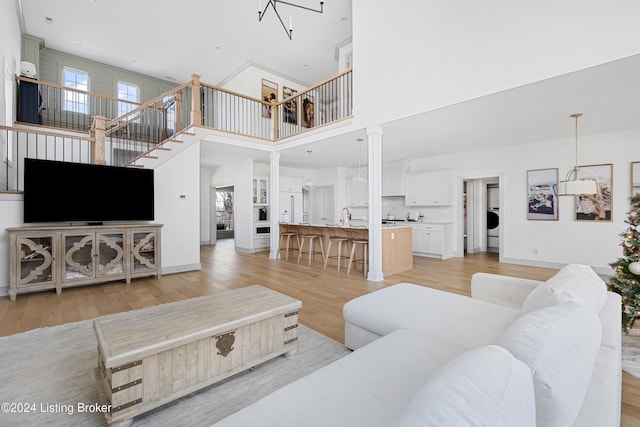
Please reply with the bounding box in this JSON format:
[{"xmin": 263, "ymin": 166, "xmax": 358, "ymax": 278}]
[
  {"xmin": 382, "ymin": 160, "xmax": 406, "ymax": 196},
  {"xmin": 405, "ymin": 169, "xmax": 452, "ymax": 206},
  {"xmin": 345, "ymin": 177, "xmax": 368, "ymax": 207},
  {"xmin": 280, "ymin": 176, "xmax": 303, "ymax": 193},
  {"xmin": 253, "ymin": 176, "xmax": 268, "ymax": 205}
]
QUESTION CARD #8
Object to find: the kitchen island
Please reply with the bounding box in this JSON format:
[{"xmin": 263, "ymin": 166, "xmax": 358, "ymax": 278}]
[{"xmin": 278, "ymin": 223, "xmax": 413, "ymax": 276}]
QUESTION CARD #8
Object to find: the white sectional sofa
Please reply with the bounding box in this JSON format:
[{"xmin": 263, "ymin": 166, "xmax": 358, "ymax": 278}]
[{"xmin": 213, "ymin": 264, "xmax": 621, "ymax": 427}]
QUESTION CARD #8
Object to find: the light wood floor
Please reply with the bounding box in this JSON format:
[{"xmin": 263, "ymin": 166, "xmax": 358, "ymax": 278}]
[{"xmin": 1, "ymin": 239, "xmax": 638, "ymax": 425}]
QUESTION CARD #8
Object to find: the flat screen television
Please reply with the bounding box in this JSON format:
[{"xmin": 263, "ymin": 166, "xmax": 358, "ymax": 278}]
[{"xmin": 23, "ymin": 158, "xmax": 154, "ymax": 224}]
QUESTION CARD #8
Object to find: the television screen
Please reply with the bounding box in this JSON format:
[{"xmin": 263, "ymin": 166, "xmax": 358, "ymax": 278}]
[{"xmin": 23, "ymin": 158, "xmax": 154, "ymax": 224}]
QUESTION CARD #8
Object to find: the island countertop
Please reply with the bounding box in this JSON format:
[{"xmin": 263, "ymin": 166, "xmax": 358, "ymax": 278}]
[{"xmin": 278, "ymin": 223, "xmax": 412, "ymax": 275}]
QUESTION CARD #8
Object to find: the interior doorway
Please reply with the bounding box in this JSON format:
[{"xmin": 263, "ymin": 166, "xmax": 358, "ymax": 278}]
[
  {"xmin": 216, "ymin": 186, "xmax": 234, "ymax": 240},
  {"xmin": 462, "ymin": 176, "xmax": 501, "ymax": 256}
]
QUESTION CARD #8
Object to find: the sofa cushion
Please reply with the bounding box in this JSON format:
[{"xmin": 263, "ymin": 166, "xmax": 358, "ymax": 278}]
[
  {"xmin": 213, "ymin": 329, "xmax": 469, "ymax": 427},
  {"xmin": 496, "ymin": 303, "xmax": 602, "ymax": 427},
  {"xmin": 343, "ymin": 283, "xmax": 521, "ymax": 349},
  {"xmin": 521, "ymin": 263, "xmax": 607, "ymax": 314},
  {"xmin": 392, "ymin": 345, "xmax": 536, "ymax": 427}
]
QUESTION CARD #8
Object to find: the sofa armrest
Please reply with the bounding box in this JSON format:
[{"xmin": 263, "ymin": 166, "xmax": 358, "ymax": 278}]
[{"xmin": 471, "ymin": 273, "xmax": 542, "ymax": 309}]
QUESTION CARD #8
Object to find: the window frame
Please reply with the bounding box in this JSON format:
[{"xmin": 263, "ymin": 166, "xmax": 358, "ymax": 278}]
[
  {"xmin": 62, "ymin": 67, "xmax": 90, "ymax": 115},
  {"xmin": 116, "ymin": 80, "xmax": 140, "ymax": 119}
]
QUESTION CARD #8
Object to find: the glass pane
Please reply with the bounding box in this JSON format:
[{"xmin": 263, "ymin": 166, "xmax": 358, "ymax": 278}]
[
  {"xmin": 133, "ymin": 232, "xmax": 156, "ymax": 272},
  {"xmin": 64, "ymin": 234, "xmax": 94, "ymax": 280},
  {"xmin": 98, "ymin": 233, "xmax": 124, "ymax": 276},
  {"xmin": 19, "ymin": 236, "xmax": 53, "ymax": 283}
]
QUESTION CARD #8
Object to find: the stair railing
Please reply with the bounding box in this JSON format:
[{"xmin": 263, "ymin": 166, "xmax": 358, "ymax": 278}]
[{"xmin": 105, "ymin": 78, "xmax": 194, "ymax": 166}]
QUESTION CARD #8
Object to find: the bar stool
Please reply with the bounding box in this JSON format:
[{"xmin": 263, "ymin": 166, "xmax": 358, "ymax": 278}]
[
  {"xmin": 347, "ymin": 225, "xmax": 369, "ymax": 277},
  {"xmin": 297, "ymin": 224, "xmax": 326, "ymax": 266},
  {"xmin": 278, "ymin": 223, "xmax": 299, "ymax": 261},
  {"xmin": 323, "ymin": 225, "xmax": 351, "ymax": 272}
]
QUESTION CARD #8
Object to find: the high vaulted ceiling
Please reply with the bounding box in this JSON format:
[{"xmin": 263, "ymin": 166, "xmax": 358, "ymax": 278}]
[
  {"xmin": 16, "ymin": 1, "xmax": 640, "ymax": 171},
  {"xmin": 18, "ymin": 0, "xmax": 352, "ymax": 86}
]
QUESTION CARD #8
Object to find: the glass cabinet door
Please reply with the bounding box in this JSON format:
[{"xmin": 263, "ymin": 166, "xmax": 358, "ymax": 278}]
[
  {"xmin": 97, "ymin": 232, "xmax": 125, "ymax": 278},
  {"xmin": 132, "ymin": 231, "xmax": 157, "ymax": 273},
  {"xmin": 258, "ymin": 178, "xmax": 268, "ymax": 204},
  {"xmin": 252, "ymin": 177, "xmax": 269, "ymax": 205},
  {"xmin": 63, "ymin": 233, "xmax": 95, "ymax": 281},
  {"xmin": 17, "ymin": 236, "xmax": 54, "ymax": 286}
]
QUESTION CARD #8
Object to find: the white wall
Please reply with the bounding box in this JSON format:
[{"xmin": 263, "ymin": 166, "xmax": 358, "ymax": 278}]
[
  {"xmin": 0, "ymin": 1, "xmax": 24, "ymax": 293},
  {"xmin": 0, "ymin": 194, "xmax": 22, "ymax": 293},
  {"xmin": 220, "ymin": 64, "xmax": 309, "ymax": 102},
  {"xmin": 353, "ymin": 0, "xmax": 640, "ymax": 127},
  {"xmin": 154, "ymin": 141, "xmax": 202, "ymax": 274},
  {"xmin": 408, "ymin": 128, "xmax": 639, "ymax": 272},
  {"xmin": 0, "ymin": 0, "xmax": 20, "ymax": 122}
]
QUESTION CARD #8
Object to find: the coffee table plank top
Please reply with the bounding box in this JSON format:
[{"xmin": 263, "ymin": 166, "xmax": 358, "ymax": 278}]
[{"xmin": 94, "ymin": 285, "xmax": 301, "ymax": 368}]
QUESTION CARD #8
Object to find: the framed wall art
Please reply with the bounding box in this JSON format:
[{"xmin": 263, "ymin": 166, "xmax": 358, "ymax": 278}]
[
  {"xmin": 282, "ymin": 86, "xmax": 298, "ymax": 125},
  {"xmin": 261, "ymin": 79, "xmax": 278, "ymax": 119},
  {"xmin": 527, "ymin": 168, "xmax": 558, "ymax": 220},
  {"xmin": 575, "ymin": 163, "xmax": 613, "ymax": 221},
  {"xmin": 301, "ymin": 94, "xmax": 315, "ymax": 128},
  {"xmin": 632, "ymin": 161, "xmax": 640, "ymax": 196}
]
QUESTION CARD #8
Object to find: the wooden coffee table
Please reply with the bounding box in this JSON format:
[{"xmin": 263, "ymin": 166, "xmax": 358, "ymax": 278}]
[{"xmin": 93, "ymin": 285, "xmax": 302, "ymax": 424}]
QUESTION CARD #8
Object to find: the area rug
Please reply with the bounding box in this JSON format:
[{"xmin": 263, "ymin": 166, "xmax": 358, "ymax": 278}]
[
  {"xmin": 622, "ymin": 328, "xmax": 640, "ymax": 377},
  {"xmin": 0, "ymin": 317, "xmax": 350, "ymax": 427}
]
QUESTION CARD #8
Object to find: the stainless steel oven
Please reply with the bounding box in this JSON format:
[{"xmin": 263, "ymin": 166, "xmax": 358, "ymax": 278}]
[{"xmin": 254, "ymin": 223, "xmax": 271, "ymax": 238}]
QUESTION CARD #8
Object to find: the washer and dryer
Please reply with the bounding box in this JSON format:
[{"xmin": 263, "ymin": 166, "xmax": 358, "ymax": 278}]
[{"xmin": 487, "ymin": 184, "xmax": 500, "ymax": 252}]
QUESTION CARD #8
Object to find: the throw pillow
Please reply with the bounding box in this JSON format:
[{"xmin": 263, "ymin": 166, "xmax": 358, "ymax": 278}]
[
  {"xmin": 496, "ymin": 303, "xmax": 602, "ymax": 427},
  {"xmin": 521, "ymin": 263, "xmax": 607, "ymax": 314},
  {"xmin": 392, "ymin": 345, "xmax": 536, "ymax": 427}
]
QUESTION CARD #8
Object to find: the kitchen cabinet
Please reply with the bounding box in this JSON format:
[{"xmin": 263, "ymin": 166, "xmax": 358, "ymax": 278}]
[
  {"xmin": 279, "ymin": 176, "xmax": 303, "ymax": 193},
  {"xmin": 412, "ymin": 223, "xmax": 452, "ymax": 259},
  {"xmin": 382, "ymin": 160, "xmax": 406, "ymax": 196},
  {"xmin": 382, "ymin": 226, "xmax": 413, "ymax": 275},
  {"xmin": 405, "ymin": 169, "xmax": 451, "ymax": 206},
  {"xmin": 345, "ymin": 177, "xmax": 368, "ymax": 207},
  {"xmin": 253, "ymin": 176, "xmax": 268, "ymax": 205}
]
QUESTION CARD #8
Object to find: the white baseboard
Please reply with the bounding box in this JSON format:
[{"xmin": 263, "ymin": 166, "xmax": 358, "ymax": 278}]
[
  {"xmin": 161, "ymin": 263, "xmax": 201, "ymax": 275},
  {"xmin": 0, "ymin": 286, "xmax": 8, "ymax": 297},
  {"xmin": 501, "ymin": 257, "xmax": 613, "ymax": 277}
]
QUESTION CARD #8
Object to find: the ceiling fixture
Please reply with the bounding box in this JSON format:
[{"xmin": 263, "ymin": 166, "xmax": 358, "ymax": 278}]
[
  {"xmin": 352, "ymin": 138, "xmax": 367, "ymax": 184},
  {"xmin": 258, "ymin": 1, "xmax": 324, "ymax": 40},
  {"xmin": 557, "ymin": 113, "xmax": 598, "ymax": 196},
  {"xmin": 303, "ymin": 150, "xmax": 314, "ymax": 189}
]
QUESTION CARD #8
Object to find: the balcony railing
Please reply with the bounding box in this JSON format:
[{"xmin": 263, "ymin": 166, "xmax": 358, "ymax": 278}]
[
  {"xmin": 15, "ymin": 76, "xmax": 140, "ymax": 132},
  {"xmin": 4, "ymin": 69, "xmax": 353, "ymax": 192},
  {"xmin": 0, "ymin": 125, "xmax": 95, "ymax": 192}
]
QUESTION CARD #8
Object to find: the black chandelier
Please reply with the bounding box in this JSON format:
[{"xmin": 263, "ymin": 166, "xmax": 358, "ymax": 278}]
[{"xmin": 258, "ymin": 1, "xmax": 324, "ymax": 40}]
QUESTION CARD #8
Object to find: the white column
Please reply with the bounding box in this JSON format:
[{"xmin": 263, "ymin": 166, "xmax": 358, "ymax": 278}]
[
  {"xmin": 269, "ymin": 152, "xmax": 281, "ymax": 259},
  {"xmin": 367, "ymin": 126, "xmax": 384, "ymax": 282}
]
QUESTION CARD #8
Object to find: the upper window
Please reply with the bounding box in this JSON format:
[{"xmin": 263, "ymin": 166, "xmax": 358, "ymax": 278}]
[
  {"xmin": 117, "ymin": 81, "xmax": 139, "ymax": 118},
  {"xmin": 62, "ymin": 68, "xmax": 89, "ymax": 114}
]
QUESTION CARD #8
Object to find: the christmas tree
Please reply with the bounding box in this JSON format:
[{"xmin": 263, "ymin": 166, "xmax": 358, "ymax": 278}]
[{"xmin": 609, "ymin": 194, "xmax": 640, "ymax": 332}]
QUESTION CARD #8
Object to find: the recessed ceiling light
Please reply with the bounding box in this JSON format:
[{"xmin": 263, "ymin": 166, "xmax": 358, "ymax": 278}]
[
  {"xmin": 130, "ymin": 59, "xmax": 137, "ymax": 63},
  {"xmin": 214, "ymin": 46, "xmax": 222, "ymax": 50},
  {"xmin": 73, "ymin": 41, "xmax": 82, "ymax": 47},
  {"xmin": 44, "ymin": 16, "xmax": 54, "ymax": 24}
]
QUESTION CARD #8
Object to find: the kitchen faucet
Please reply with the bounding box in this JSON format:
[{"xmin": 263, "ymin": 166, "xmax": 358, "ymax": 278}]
[{"xmin": 341, "ymin": 207, "xmax": 352, "ymax": 225}]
